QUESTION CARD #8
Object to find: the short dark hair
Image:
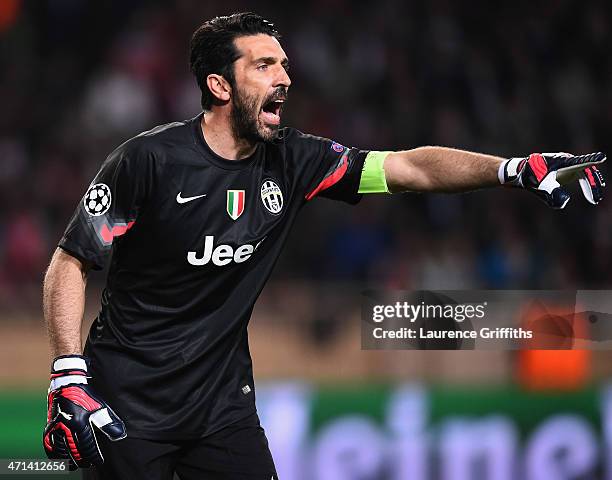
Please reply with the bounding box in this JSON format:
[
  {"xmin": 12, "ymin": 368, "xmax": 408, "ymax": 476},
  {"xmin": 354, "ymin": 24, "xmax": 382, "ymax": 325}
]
[{"xmin": 189, "ymin": 12, "xmax": 281, "ymax": 111}]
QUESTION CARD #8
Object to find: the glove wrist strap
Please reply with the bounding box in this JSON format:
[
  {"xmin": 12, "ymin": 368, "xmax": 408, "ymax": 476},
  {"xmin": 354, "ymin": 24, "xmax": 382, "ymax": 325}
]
[
  {"xmin": 499, "ymin": 157, "xmax": 525, "ymax": 185},
  {"xmin": 50, "ymin": 355, "xmax": 89, "ymax": 391},
  {"xmin": 52, "ymin": 355, "xmax": 88, "ymax": 373}
]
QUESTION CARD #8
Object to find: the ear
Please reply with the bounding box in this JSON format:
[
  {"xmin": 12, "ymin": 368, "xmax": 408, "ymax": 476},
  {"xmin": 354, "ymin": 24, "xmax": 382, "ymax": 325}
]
[{"xmin": 206, "ymin": 74, "xmax": 231, "ymax": 103}]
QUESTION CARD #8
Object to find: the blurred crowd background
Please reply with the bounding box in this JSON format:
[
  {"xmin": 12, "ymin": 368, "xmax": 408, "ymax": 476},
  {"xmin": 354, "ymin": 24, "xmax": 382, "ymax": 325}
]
[{"xmin": 1, "ymin": 0, "xmax": 611, "ymax": 307}]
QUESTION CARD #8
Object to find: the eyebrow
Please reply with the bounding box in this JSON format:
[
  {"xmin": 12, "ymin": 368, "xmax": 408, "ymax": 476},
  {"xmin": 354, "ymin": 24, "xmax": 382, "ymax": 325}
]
[{"xmin": 254, "ymin": 56, "xmax": 290, "ymax": 69}]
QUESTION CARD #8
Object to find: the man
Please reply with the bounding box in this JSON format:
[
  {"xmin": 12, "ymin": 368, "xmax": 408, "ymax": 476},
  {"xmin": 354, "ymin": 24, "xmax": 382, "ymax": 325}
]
[{"xmin": 43, "ymin": 12, "xmax": 605, "ymax": 480}]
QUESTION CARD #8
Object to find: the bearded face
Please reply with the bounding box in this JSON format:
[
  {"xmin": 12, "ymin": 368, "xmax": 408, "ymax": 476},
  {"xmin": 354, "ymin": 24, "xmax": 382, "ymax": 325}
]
[
  {"xmin": 217, "ymin": 34, "xmax": 291, "ymax": 144},
  {"xmin": 230, "ymin": 84, "xmax": 287, "ymax": 143}
]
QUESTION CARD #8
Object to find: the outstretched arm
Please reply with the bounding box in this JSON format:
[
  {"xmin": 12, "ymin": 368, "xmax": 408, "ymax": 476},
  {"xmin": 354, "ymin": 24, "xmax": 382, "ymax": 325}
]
[
  {"xmin": 384, "ymin": 146, "xmax": 503, "ymax": 193},
  {"xmin": 381, "ymin": 147, "xmax": 606, "ymax": 209}
]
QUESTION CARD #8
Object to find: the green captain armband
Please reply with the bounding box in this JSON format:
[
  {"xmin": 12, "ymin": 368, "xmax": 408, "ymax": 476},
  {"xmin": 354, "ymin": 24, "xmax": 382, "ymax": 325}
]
[{"xmin": 358, "ymin": 151, "xmax": 392, "ymax": 194}]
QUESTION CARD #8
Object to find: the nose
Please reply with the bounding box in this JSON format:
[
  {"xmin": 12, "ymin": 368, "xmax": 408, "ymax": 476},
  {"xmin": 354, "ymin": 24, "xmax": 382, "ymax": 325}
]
[{"xmin": 276, "ymin": 66, "xmax": 291, "ymax": 89}]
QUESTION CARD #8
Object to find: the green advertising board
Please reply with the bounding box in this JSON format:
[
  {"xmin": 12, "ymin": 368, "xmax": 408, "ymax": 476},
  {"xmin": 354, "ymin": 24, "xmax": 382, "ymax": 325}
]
[{"xmin": 0, "ymin": 384, "xmax": 607, "ymax": 479}]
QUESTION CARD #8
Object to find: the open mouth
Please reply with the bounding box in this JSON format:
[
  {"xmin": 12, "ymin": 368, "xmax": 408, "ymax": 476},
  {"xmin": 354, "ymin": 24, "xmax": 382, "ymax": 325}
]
[{"xmin": 260, "ymin": 99, "xmax": 284, "ymax": 125}]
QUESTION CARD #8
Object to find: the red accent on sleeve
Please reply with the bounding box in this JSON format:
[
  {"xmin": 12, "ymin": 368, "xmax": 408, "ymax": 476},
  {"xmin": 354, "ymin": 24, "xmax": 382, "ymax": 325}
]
[
  {"xmin": 100, "ymin": 221, "xmax": 136, "ymax": 243},
  {"xmin": 60, "ymin": 386, "xmax": 102, "ymax": 411},
  {"xmin": 305, "ymin": 154, "xmax": 349, "ymax": 201},
  {"xmin": 529, "ymin": 153, "xmax": 548, "ymax": 182}
]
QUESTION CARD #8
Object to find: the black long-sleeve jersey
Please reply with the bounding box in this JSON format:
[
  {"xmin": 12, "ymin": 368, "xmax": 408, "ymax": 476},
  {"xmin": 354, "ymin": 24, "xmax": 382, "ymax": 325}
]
[{"xmin": 59, "ymin": 113, "xmax": 369, "ymax": 439}]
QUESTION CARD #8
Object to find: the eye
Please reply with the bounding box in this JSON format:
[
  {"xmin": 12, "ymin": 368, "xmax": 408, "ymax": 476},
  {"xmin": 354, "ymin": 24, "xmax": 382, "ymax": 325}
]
[{"xmin": 257, "ymin": 64, "xmax": 268, "ymax": 71}]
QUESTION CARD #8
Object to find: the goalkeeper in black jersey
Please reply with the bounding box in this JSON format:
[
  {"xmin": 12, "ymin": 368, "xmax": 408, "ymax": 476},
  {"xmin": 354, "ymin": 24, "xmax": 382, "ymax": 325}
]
[{"xmin": 42, "ymin": 12, "xmax": 606, "ymax": 480}]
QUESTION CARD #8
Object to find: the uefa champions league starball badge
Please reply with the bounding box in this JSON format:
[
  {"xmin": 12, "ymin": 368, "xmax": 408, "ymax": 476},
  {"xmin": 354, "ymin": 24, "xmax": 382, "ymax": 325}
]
[{"xmin": 84, "ymin": 183, "xmax": 112, "ymax": 216}]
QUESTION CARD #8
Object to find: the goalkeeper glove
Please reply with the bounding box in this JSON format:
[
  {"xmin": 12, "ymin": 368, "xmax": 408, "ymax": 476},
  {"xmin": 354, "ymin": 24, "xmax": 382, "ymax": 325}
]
[
  {"xmin": 499, "ymin": 152, "xmax": 606, "ymax": 209},
  {"xmin": 43, "ymin": 355, "xmax": 126, "ymax": 469}
]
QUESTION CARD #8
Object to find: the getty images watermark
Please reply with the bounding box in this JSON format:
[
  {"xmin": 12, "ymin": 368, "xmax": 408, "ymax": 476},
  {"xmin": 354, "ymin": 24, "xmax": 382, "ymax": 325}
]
[{"xmin": 361, "ymin": 290, "xmax": 612, "ymax": 350}]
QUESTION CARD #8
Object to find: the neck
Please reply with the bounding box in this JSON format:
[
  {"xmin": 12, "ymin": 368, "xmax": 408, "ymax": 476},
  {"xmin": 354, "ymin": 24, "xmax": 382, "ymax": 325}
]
[{"xmin": 201, "ymin": 111, "xmax": 257, "ymax": 160}]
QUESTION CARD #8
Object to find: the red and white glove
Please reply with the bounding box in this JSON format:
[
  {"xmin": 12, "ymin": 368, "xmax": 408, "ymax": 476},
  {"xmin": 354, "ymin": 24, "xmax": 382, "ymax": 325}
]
[
  {"xmin": 499, "ymin": 152, "xmax": 606, "ymax": 209},
  {"xmin": 43, "ymin": 355, "xmax": 126, "ymax": 469}
]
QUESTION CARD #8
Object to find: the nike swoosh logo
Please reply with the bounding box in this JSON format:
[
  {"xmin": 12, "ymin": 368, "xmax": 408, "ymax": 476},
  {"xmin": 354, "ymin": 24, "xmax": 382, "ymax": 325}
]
[{"xmin": 176, "ymin": 192, "xmax": 207, "ymax": 204}]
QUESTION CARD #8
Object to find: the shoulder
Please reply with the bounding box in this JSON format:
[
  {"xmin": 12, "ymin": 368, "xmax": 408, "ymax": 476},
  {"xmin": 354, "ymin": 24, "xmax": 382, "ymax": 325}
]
[
  {"xmin": 109, "ymin": 119, "xmax": 193, "ymax": 165},
  {"xmin": 271, "ymin": 127, "xmax": 334, "ymax": 158},
  {"xmin": 274, "ymin": 127, "xmax": 329, "ymax": 146}
]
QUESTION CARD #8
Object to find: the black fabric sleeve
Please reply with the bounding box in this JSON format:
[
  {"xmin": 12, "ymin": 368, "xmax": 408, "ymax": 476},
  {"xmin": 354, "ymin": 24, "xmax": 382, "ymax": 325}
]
[
  {"xmin": 58, "ymin": 138, "xmax": 155, "ymax": 270},
  {"xmin": 281, "ymin": 128, "xmax": 369, "ymax": 205}
]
